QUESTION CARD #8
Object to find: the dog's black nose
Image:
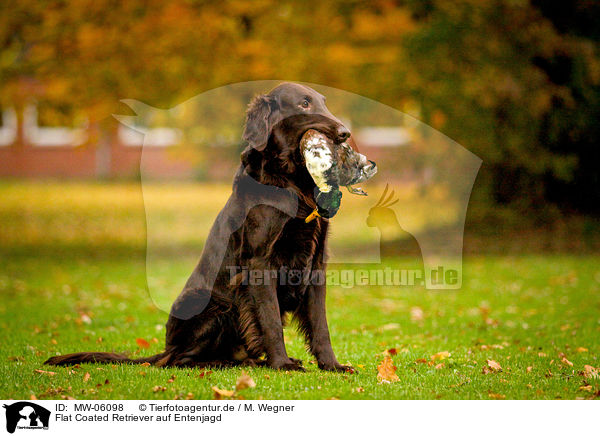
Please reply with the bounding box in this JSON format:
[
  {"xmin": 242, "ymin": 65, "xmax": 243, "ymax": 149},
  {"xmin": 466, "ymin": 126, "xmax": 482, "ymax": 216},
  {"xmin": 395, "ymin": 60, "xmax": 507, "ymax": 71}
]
[{"xmin": 336, "ymin": 125, "xmax": 351, "ymax": 142}]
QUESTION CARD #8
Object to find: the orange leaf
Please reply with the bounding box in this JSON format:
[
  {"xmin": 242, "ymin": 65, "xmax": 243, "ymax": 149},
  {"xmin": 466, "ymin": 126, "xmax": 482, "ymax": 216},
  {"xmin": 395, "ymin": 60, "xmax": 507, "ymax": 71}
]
[
  {"xmin": 212, "ymin": 386, "xmax": 234, "ymax": 399},
  {"xmin": 235, "ymin": 371, "xmax": 256, "ymax": 391},
  {"xmin": 431, "ymin": 351, "xmax": 450, "ymax": 361},
  {"xmin": 486, "ymin": 359, "xmax": 502, "ymax": 372},
  {"xmin": 377, "ymin": 355, "xmax": 400, "ymax": 383},
  {"xmin": 561, "ymin": 357, "xmax": 573, "ymax": 367},
  {"xmin": 583, "ymin": 365, "xmax": 599, "ymax": 379},
  {"xmin": 83, "ymin": 372, "xmax": 90, "ymax": 382},
  {"xmin": 136, "ymin": 338, "xmax": 150, "ymax": 349}
]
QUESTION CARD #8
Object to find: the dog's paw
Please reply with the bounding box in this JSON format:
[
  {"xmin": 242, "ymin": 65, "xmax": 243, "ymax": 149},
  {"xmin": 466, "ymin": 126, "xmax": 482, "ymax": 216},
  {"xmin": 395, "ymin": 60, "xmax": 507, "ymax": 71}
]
[
  {"xmin": 288, "ymin": 357, "xmax": 303, "ymax": 366},
  {"xmin": 271, "ymin": 359, "xmax": 306, "ymax": 372},
  {"xmin": 241, "ymin": 358, "xmax": 267, "ymax": 367},
  {"xmin": 318, "ymin": 362, "xmax": 356, "ymax": 373}
]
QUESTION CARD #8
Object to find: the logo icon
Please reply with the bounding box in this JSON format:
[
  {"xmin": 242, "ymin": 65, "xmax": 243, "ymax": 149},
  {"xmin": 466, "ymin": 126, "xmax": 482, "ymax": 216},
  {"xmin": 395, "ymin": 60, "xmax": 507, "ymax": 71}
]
[{"xmin": 3, "ymin": 402, "xmax": 50, "ymax": 433}]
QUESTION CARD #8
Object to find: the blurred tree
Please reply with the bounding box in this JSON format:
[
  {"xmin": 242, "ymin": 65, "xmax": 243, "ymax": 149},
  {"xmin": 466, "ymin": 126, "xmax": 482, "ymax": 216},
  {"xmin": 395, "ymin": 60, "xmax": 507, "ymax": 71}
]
[
  {"xmin": 0, "ymin": 0, "xmax": 598, "ymax": 213},
  {"xmin": 401, "ymin": 0, "xmax": 600, "ymax": 214}
]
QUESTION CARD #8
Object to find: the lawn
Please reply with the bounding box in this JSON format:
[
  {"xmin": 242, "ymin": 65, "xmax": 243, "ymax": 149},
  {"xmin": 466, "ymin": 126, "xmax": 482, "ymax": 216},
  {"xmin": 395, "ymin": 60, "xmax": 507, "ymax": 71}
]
[{"xmin": 0, "ymin": 182, "xmax": 599, "ymax": 400}]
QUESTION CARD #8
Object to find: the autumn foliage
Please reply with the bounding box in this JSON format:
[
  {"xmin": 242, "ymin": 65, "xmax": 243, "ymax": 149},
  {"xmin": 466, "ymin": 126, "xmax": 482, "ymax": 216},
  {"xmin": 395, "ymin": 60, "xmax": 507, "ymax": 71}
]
[{"xmin": 1, "ymin": 0, "xmax": 599, "ymax": 213}]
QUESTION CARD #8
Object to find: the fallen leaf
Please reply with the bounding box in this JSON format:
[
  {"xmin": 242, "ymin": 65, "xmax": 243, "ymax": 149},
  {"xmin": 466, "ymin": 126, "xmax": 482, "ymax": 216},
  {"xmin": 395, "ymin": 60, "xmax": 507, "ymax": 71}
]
[
  {"xmin": 483, "ymin": 359, "xmax": 502, "ymax": 374},
  {"xmin": 83, "ymin": 372, "xmax": 90, "ymax": 382},
  {"xmin": 561, "ymin": 357, "xmax": 573, "ymax": 367},
  {"xmin": 576, "ymin": 347, "xmax": 588, "ymax": 353},
  {"xmin": 579, "ymin": 385, "xmax": 593, "ymax": 392},
  {"xmin": 235, "ymin": 371, "xmax": 256, "ymax": 391},
  {"xmin": 356, "ymin": 387, "xmax": 364, "ymax": 393},
  {"xmin": 34, "ymin": 369, "xmax": 55, "ymax": 376},
  {"xmin": 377, "ymin": 355, "xmax": 399, "ymax": 383},
  {"xmin": 435, "ymin": 363, "xmax": 445, "ymax": 370},
  {"xmin": 167, "ymin": 375, "xmax": 176, "ymax": 383},
  {"xmin": 212, "ymin": 386, "xmax": 234, "ymax": 399},
  {"xmin": 152, "ymin": 386, "xmax": 166, "ymax": 393},
  {"xmin": 431, "ymin": 351, "xmax": 450, "ymax": 361},
  {"xmin": 136, "ymin": 338, "xmax": 150, "ymax": 349},
  {"xmin": 386, "ymin": 348, "xmax": 398, "ymax": 356},
  {"xmin": 538, "ymin": 352, "xmax": 547, "ymax": 357},
  {"xmin": 583, "ymin": 365, "xmax": 599, "ymax": 379},
  {"xmin": 140, "ymin": 362, "xmax": 151, "ymax": 367},
  {"xmin": 30, "ymin": 394, "xmax": 37, "ymax": 400},
  {"xmin": 488, "ymin": 392, "xmax": 506, "ymax": 399},
  {"xmin": 526, "ymin": 366, "xmax": 533, "ymax": 373}
]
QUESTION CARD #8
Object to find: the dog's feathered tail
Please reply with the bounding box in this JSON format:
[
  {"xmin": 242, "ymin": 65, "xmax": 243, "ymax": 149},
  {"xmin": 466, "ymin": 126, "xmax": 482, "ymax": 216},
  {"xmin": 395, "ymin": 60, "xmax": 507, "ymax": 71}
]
[{"xmin": 44, "ymin": 351, "xmax": 168, "ymax": 366}]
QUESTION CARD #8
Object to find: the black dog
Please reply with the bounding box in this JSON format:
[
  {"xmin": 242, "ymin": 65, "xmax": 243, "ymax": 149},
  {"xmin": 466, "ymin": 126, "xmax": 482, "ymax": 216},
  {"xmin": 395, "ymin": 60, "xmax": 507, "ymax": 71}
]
[{"xmin": 45, "ymin": 83, "xmax": 376, "ymax": 371}]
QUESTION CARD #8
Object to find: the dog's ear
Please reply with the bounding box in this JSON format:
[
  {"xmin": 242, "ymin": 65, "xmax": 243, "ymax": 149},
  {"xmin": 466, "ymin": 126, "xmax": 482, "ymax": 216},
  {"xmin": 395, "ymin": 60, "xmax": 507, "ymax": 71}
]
[{"xmin": 243, "ymin": 94, "xmax": 275, "ymax": 150}]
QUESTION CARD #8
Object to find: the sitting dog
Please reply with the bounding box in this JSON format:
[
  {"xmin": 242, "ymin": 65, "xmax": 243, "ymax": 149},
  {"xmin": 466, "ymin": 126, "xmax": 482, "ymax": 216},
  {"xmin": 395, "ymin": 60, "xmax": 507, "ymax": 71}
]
[{"xmin": 45, "ymin": 83, "xmax": 377, "ymax": 371}]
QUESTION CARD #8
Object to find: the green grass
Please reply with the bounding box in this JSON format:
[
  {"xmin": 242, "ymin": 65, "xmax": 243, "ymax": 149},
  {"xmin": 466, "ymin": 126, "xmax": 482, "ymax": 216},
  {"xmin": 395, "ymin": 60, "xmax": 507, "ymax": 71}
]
[{"xmin": 1, "ymin": 182, "xmax": 599, "ymax": 399}]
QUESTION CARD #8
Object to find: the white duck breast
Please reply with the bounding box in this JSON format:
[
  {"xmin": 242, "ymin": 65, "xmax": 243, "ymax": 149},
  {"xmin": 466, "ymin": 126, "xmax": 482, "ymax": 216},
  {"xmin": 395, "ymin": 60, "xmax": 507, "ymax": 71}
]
[{"xmin": 300, "ymin": 130, "xmax": 335, "ymax": 193}]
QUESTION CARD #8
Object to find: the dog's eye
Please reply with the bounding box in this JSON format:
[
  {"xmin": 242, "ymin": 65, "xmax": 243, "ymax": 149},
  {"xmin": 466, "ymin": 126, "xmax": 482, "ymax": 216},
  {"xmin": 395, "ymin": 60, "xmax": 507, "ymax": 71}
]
[{"xmin": 300, "ymin": 99, "xmax": 310, "ymax": 108}]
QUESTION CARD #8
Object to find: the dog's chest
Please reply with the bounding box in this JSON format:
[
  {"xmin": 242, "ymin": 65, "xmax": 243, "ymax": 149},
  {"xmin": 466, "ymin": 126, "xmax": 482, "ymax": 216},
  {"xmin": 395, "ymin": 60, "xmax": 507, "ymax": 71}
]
[
  {"xmin": 272, "ymin": 218, "xmax": 324, "ymax": 309},
  {"xmin": 274, "ymin": 218, "xmax": 323, "ymax": 269}
]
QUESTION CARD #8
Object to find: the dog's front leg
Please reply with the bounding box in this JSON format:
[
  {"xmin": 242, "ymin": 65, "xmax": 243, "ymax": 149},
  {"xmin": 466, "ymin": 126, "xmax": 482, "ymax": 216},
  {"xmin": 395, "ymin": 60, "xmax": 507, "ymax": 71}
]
[
  {"xmin": 248, "ymin": 259, "xmax": 305, "ymax": 371},
  {"xmin": 298, "ymin": 282, "xmax": 354, "ymax": 373}
]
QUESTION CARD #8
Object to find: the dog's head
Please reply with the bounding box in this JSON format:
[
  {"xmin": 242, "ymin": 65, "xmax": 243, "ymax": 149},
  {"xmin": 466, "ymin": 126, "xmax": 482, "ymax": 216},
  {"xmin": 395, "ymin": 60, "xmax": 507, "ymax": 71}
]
[
  {"xmin": 242, "ymin": 82, "xmax": 351, "ymax": 150},
  {"xmin": 242, "ymin": 111, "xmax": 377, "ymax": 220}
]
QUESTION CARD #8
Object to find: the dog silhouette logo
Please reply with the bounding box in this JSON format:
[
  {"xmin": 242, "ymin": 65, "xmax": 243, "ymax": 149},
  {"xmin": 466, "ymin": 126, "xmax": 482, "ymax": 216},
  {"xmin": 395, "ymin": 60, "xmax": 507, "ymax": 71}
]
[{"xmin": 3, "ymin": 402, "xmax": 50, "ymax": 433}]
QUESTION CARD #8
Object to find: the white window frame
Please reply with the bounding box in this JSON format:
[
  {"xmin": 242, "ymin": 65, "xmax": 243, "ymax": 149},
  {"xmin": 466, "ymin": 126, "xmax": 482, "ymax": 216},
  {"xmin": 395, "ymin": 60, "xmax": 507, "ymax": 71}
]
[{"xmin": 0, "ymin": 108, "xmax": 17, "ymax": 146}]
